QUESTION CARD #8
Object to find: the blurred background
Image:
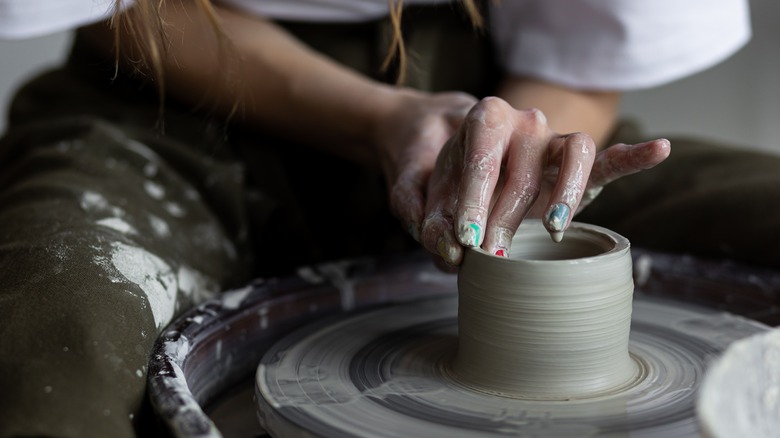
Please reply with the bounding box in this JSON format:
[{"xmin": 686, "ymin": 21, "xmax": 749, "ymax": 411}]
[{"xmin": 1, "ymin": 0, "xmax": 778, "ymax": 152}]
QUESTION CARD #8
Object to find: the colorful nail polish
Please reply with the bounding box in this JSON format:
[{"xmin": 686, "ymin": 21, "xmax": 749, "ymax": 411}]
[
  {"xmin": 545, "ymin": 203, "xmax": 570, "ymax": 232},
  {"xmin": 469, "ymin": 222, "xmax": 482, "ymax": 246},
  {"xmin": 489, "ymin": 227, "xmax": 514, "ymax": 258},
  {"xmin": 458, "ymin": 222, "xmax": 482, "ymax": 247}
]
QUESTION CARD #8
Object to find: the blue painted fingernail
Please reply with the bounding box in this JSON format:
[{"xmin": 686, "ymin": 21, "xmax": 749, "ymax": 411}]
[{"xmin": 545, "ymin": 203, "xmax": 570, "ymax": 232}]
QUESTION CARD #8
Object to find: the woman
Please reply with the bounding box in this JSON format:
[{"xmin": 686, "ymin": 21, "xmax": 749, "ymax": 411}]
[{"xmin": 0, "ymin": 0, "xmax": 763, "ymax": 436}]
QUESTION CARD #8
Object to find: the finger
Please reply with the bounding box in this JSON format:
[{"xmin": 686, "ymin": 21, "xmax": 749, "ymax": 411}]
[
  {"xmin": 589, "ymin": 139, "xmax": 671, "ymax": 188},
  {"xmin": 389, "ymin": 168, "xmax": 428, "ymax": 242},
  {"xmin": 542, "ymin": 132, "xmax": 597, "ymax": 242},
  {"xmin": 454, "ymin": 100, "xmax": 553, "ymax": 250},
  {"xmin": 481, "ymin": 123, "xmax": 548, "ymax": 257},
  {"xmin": 421, "ymin": 139, "xmax": 464, "ymax": 266},
  {"xmin": 421, "ymin": 211, "xmax": 463, "ymax": 266},
  {"xmin": 430, "ymin": 252, "xmax": 459, "ymax": 273},
  {"xmin": 577, "ymin": 139, "xmax": 671, "ymax": 211},
  {"xmin": 453, "ymin": 98, "xmax": 515, "ymax": 249}
]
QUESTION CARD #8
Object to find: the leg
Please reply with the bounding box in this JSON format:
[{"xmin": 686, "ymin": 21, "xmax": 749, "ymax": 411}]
[{"xmin": 0, "ymin": 115, "xmax": 248, "ymax": 436}]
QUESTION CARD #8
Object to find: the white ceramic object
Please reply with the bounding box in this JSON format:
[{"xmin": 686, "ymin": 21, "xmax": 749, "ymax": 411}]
[
  {"xmin": 698, "ymin": 328, "xmax": 780, "ymax": 438},
  {"xmin": 453, "ymin": 220, "xmax": 638, "ymax": 399}
]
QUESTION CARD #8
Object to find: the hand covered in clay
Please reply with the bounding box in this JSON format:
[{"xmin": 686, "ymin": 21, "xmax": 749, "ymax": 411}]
[
  {"xmin": 375, "ymin": 89, "xmax": 478, "ymax": 242},
  {"xmin": 415, "ymin": 96, "xmax": 670, "ymax": 268}
]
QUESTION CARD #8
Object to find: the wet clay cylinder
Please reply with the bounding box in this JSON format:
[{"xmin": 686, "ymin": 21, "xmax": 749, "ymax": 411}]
[{"xmin": 452, "ymin": 220, "xmax": 638, "ymax": 400}]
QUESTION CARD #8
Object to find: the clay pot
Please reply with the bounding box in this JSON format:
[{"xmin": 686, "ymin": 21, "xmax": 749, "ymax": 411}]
[{"xmin": 453, "ymin": 220, "xmax": 638, "ymax": 399}]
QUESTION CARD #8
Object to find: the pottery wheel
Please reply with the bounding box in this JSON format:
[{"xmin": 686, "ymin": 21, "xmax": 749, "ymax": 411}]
[{"xmin": 255, "ymin": 295, "xmax": 767, "ymax": 437}]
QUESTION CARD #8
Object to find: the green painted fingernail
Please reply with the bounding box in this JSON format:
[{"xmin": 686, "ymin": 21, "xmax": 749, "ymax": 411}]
[
  {"xmin": 469, "ymin": 222, "xmax": 481, "ymax": 246},
  {"xmin": 458, "ymin": 222, "xmax": 482, "ymax": 247}
]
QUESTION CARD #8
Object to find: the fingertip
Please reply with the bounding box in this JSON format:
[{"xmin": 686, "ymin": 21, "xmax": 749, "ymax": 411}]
[
  {"xmin": 484, "ymin": 225, "xmax": 515, "ymax": 258},
  {"xmin": 646, "ymin": 138, "xmax": 671, "ymax": 154},
  {"xmin": 638, "ymin": 138, "xmax": 672, "ymax": 169},
  {"xmin": 436, "ymin": 234, "xmax": 464, "ymax": 266},
  {"xmin": 456, "ymin": 221, "xmax": 482, "ymax": 248},
  {"xmin": 421, "ymin": 214, "xmax": 464, "ymax": 266},
  {"xmin": 432, "ymin": 255, "xmax": 459, "ymax": 273},
  {"xmin": 656, "ymin": 138, "xmax": 672, "ymax": 157}
]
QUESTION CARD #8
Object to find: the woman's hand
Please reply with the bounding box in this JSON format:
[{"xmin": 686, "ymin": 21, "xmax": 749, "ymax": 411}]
[
  {"xmin": 376, "ymin": 91, "xmax": 669, "ymax": 269},
  {"xmin": 418, "ymin": 96, "xmax": 670, "ymax": 267},
  {"xmin": 374, "ymin": 89, "xmax": 478, "ymax": 243}
]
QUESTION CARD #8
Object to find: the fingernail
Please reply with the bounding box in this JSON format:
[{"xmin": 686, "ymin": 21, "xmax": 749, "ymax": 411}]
[
  {"xmin": 458, "ymin": 222, "xmax": 482, "ymax": 247},
  {"xmin": 545, "ymin": 203, "xmax": 570, "ymax": 233},
  {"xmin": 408, "ymin": 223, "xmax": 421, "ymax": 242},
  {"xmin": 491, "ymin": 227, "xmax": 513, "ymax": 257},
  {"xmin": 436, "ymin": 237, "xmax": 450, "ymax": 262},
  {"xmin": 436, "ymin": 235, "xmax": 461, "ymax": 265}
]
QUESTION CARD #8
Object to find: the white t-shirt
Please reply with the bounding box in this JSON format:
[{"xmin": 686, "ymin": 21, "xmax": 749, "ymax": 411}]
[
  {"xmin": 0, "ymin": 0, "xmax": 132, "ymax": 39},
  {"xmin": 0, "ymin": 0, "xmax": 751, "ymax": 91}
]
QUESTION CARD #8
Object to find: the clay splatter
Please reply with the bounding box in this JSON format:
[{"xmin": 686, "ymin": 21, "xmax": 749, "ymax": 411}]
[
  {"xmin": 177, "ymin": 265, "xmax": 218, "ymax": 304},
  {"xmin": 144, "ymin": 181, "xmax": 165, "ymax": 200},
  {"xmin": 81, "ymin": 191, "xmax": 109, "ymax": 212},
  {"xmin": 96, "ymin": 217, "xmax": 137, "ymax": 235},
  {"xmin": 148, "ymin": 215, "xmax": 170, "ymax": 238},
  {"xmin": 164, "ymin": 202, "xmax": 186, "ymax": 218},
  {"xmin": 110, "ymin": 242, "xmax": 177, "ymax": 330}
]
